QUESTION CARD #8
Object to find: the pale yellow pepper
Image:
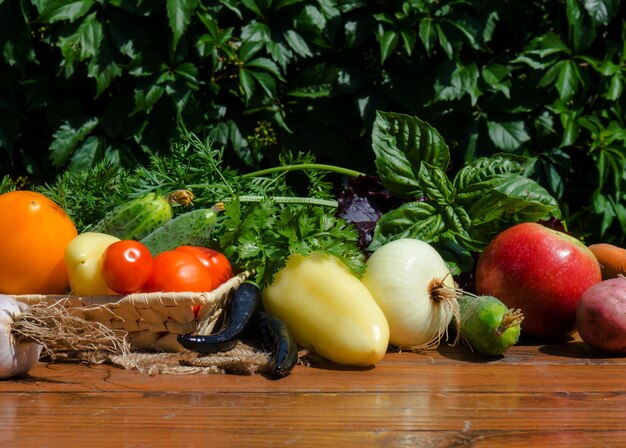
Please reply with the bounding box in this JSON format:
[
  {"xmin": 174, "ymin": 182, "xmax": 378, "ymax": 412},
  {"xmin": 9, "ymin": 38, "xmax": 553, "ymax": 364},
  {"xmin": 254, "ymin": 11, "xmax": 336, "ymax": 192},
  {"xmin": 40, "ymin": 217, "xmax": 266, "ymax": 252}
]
[{"xmin": 262, "ymin": 253, "xmax": 390, "ymax": 366}]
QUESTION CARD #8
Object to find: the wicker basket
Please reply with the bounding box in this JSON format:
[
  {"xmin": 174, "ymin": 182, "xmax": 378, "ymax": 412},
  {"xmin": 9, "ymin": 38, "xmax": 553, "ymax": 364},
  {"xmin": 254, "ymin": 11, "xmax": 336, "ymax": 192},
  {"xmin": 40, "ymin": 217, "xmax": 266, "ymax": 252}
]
[{"xmin": 12, "ymin": 271, "xmax": 251, "ymax": 353}]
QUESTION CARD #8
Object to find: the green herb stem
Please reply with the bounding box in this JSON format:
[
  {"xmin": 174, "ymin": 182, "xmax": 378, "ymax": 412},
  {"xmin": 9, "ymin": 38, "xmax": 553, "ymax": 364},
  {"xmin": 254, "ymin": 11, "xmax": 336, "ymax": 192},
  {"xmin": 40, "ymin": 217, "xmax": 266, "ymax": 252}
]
[
  {"xmin": 230, "ymin": 195, "xmax": 338, "ymax": 207},
  {"xmin": 242, "ymin": 164, "xmax": 364, "ymax": 179}
]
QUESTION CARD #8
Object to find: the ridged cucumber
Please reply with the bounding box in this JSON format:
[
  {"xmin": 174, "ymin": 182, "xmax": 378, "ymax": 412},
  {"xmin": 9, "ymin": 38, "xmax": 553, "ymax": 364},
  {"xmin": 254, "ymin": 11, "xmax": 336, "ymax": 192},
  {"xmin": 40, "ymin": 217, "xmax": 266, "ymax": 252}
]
[
  {"xmin": 458, "ymin": 293, "xmax": 524, "ymax": 357},
  {"xmin": 140, "ymin": 204, "xmax": 223, "ymax": 255},
  {"xmin": 90, "ymin": 193, "xmax": 173, "ymax": 240}
]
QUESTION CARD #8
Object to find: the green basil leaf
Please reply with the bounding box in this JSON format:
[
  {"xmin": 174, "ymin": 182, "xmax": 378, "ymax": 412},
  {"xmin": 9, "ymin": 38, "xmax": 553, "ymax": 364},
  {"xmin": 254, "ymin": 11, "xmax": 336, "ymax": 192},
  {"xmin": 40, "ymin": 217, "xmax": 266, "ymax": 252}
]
[
  {"xmin": 441, "ymin": 204, "xmax": 473, "ymax": 246},
  {"xmin": 368, "ymin": 201, "xmax": 445, "ymax": 251},
  {"xmin": 464, "ymin": 175, "xmax": 561, "ymax": 227},
  {"xmin": 454, "ymin": 153, "xmax": 536, "ymax": 192},
  {"xmin": 372, "ymin": 111, "xmax": 450, "ymax": 198},
  {"xmin": 418, "ymin": 162, "xmax": 454, "ymax": 205}
]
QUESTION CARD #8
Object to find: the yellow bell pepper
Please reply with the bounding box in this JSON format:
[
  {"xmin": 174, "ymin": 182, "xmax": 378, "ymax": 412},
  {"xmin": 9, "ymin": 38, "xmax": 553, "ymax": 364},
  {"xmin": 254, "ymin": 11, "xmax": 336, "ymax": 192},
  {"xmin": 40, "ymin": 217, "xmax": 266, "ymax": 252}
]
[{"xmin": 262, "ymin": 253, "xmax": 389, "ymax": 366}]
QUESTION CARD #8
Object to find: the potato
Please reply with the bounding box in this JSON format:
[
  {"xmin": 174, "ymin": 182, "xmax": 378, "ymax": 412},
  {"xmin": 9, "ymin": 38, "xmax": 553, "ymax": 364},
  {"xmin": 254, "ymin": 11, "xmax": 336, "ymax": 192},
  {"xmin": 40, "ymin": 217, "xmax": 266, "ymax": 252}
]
[{"xmin": 576, "ymin": 277, "xmax": 626, "ymax": 353}]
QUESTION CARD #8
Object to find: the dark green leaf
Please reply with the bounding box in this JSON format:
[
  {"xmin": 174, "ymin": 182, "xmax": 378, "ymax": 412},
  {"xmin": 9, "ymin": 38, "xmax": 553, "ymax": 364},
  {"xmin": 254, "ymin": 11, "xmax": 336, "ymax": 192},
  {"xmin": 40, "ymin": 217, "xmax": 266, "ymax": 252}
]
[
  {"xmin": 486, "ymin": 120, "xmax": 531, "ymax": 151},
  {"xmin": 378, "ymin": 30, "xmax": 399, "ymax": 63},
  {"xmin": 524, "ymin": 32, "xmax": 569, "ymax": 58},
  {"xmin": 132, "ymin": 79, "xmax": 165, "ymax": 115},
  {"xmin": 239, "ymin": 69, "xmax": 255, "ymax": 102},
  {"xmin": 247, "ymin": 69, "xmax": 276, "ymax": 98},
  {"xmin": 556, "ymin": 60, "xmax": 580, "ymax": 101},
  {"xmin": 400, "ymin": 29, "xmax": 417, "ymax": 55},
  {"xmin": 605, "ymin": 74, "xmax": 623, "ymax": 100},
  {"xmin": 239, "ymin": 40, "xmax": 264, "ymax": 62},
  {"xmin": 167, "ymin": 0, "xmax": 199, "ymax": 50},
  {"xmin": 559, "ymin": 109, "xmax": 581, "ymax": 146},
  {"xmin": 566, "ymin": 0, "xmax": 584, "ymax": 52},
  {"xmin": 583, "ymin": 0, "xmax": 619, "ymax": 25},
  {"xmin": 432, "ymin": 62, "xmax": 480, "ymax": 105},
  {"xmin": 436, "ymin": 23, "xmax": 454, "ymax": 59},
  {"xmin": 50, "ymin": 117, "xmax": 99, "ymax": 168},
  {"xmin": 58, "ymin": 12, "xmax": 103, "ymax": 65},
  {"xmin": 69, "ymin": 135, "xmax": 103, "ymax": 171},
  {"xmin": 283, "ymin": 29, "xmax": 312, "ymax": 57},
  {"xmin": 372, "ymin": 111, "xmax": 451, "ymax": 198},
  {"xmin": 34, "ymin": 0, "xmax": 95, "ymax": 23},
  {"xmin": 482, "ymin": 64, "xmax": 511, "ymax": 98},
  {"xmin": 245, "ymin": 57, "xmax": 284, "ymax": 80},
  {"xmin": 418, "ymin": 18, "xmax": 435, "ymax": 54},
  {"xmin": 287, "ymin": 63, "xmax": 339, "ymax": 98},
  {"xmin": 241, "ymin": 0, "xmax": 265, "ymax": 17}
]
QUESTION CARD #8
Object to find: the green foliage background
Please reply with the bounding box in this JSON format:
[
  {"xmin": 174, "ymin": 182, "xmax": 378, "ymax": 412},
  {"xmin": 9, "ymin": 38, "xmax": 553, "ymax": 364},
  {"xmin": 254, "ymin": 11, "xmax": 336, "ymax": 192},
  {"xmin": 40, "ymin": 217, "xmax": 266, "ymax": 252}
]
[{"xmin": 1, "ymin": 0, "xmax": 625, "ymax": 245}]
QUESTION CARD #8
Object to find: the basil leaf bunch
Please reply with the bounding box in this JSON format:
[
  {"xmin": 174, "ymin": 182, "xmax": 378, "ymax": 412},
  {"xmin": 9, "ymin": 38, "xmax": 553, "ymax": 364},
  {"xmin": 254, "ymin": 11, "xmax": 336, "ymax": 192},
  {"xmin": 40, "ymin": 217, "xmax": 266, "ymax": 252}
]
[{"xmin": 369, "ymin": 111, "xmax": 561, "ymax": 254}]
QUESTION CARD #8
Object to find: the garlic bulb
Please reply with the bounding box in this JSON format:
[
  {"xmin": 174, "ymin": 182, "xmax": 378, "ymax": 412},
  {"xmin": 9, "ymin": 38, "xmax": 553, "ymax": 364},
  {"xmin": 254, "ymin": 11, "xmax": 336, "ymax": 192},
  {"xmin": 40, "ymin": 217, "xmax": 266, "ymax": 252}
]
[{"xmin": 0, "ymin": 295, "xmax": 42, "ymax": 379}]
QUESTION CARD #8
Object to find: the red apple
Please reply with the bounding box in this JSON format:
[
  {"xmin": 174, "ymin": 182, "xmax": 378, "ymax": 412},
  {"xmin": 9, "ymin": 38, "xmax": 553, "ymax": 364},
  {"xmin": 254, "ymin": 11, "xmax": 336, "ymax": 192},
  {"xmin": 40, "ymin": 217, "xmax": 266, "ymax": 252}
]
[{"xmin": 475, "ymin": 222, "xmax": 602, "ymax": 340}]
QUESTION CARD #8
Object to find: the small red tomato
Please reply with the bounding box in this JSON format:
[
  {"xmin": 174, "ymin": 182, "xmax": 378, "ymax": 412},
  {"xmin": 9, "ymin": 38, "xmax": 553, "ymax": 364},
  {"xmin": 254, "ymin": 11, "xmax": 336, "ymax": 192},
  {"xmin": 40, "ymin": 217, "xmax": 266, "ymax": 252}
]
[
  {"xmin": 174, "ymin": 246, "xmax": 233, "ymax": 287},
  {"xmin": 145, "ymin": 250, "xmax": 214, "ymax": 292},
  {"xmin": 101, "ymin": 240, "xmax": 154, "ymax": 294}
]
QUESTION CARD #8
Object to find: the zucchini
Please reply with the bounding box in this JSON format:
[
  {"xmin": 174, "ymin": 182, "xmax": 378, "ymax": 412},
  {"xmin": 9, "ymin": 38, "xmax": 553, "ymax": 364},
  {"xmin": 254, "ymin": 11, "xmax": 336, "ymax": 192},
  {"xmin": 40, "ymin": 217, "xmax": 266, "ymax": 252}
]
[
  {"xmin": 90, "ymin": 193, "xmax": 173, "ymax": 240},
  {"xmin": 140, "ymin": 204, "xmax": 223, "ymax": 255}
]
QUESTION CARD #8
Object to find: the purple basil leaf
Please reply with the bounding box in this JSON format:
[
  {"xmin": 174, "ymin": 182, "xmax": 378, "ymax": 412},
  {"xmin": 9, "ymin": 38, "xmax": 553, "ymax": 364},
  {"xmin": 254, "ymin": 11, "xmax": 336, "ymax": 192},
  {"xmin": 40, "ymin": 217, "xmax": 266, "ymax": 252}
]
[{"xmin": 336, "ymin": 175, "xmax": 405, "ymax": 250}]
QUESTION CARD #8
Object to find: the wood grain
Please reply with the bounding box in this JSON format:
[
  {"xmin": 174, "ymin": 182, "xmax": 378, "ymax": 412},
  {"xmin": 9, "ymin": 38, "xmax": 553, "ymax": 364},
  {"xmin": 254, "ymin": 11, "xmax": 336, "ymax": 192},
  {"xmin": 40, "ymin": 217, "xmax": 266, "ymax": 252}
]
[{"xmin": 1, "ymin": 335, "xmax": 625, "ymax": 447}]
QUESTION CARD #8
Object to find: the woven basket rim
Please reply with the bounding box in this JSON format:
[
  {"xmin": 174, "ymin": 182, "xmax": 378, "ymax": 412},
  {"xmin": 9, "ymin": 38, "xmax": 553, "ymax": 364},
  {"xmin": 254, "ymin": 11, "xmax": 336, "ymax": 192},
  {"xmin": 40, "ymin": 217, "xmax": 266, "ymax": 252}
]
[{"xmin": 11, "ymin": 270, "xmax": 251, "ymax": 306}]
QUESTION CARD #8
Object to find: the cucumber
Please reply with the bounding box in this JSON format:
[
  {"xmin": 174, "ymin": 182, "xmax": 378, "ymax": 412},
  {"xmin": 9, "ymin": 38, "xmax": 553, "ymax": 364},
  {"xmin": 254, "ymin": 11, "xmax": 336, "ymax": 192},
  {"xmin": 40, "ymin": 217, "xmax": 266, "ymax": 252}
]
[
  {"xmin": 90, "ymin": 193, "xmax": 173, "ymax": 240},
  {"xmin": 140, "ymin": 205, "xmax": 222, "ymax": 255},
  {"xmin": 458, "ymin": 293, "xmax": 524, "ymax": 357}
]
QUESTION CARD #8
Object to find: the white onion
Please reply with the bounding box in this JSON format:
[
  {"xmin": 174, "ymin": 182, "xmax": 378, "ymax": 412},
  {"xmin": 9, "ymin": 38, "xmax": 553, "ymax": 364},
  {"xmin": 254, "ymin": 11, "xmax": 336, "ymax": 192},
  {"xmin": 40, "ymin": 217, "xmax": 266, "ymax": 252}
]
[
  {"xmin": 0, "ymin": 295, "xmax": 43, "ymax": 379},
  {"xmin": 361, "ymin": 238, "xmax": 459, "ymax": 350}
]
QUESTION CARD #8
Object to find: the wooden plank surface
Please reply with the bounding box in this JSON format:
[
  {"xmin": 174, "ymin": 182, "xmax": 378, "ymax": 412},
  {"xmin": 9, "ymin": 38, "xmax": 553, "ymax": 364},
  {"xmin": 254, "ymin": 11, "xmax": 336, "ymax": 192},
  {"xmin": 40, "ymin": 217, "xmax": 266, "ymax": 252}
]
[{"xmin": 1, "ymin": 335, "xmax": 625, "ymax": 447}]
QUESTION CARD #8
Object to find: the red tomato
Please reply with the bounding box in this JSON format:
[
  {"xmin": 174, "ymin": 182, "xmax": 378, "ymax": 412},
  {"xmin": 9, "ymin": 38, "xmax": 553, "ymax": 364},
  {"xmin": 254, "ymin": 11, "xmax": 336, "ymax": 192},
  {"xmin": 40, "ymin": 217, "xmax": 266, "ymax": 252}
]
[
  {"xmin": 145, "ymin": 250, "xmax": 214, "ymax": 292},
  {"xmin": 174, "ymin": 246, "xmax": 233, "ymax": 286},
  {"xmin": 101, "ymin": 240, "xmax": 154, "ymax": 294}
]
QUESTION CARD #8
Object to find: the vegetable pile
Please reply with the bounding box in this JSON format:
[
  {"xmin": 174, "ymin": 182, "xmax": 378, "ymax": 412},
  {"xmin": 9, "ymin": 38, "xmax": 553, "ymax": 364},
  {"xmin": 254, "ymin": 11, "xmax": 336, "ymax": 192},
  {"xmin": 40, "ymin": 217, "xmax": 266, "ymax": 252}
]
[{"xmin": 0, "ymin": 112, "xmax": 624, "ymax": 380}]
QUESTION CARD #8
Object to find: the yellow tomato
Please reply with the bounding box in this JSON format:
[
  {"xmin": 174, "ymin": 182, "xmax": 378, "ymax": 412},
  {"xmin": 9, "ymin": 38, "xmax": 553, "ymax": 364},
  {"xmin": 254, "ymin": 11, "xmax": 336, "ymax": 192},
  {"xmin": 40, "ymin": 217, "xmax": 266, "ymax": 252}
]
[
  {"xmin": 64, "ymin": 232, "xmax": 120, "ymax": 296},
  {"xmin": 0, "ymin": 190, "xmax": 78, "ymax": 294}
]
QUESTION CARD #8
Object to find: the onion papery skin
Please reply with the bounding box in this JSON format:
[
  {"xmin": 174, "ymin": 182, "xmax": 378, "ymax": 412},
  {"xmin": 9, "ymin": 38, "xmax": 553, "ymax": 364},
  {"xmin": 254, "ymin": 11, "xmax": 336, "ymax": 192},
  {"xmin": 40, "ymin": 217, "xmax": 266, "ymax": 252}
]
[{"xmin": 362, "ymin": 238, "xmax": 457, "ymax": 349}]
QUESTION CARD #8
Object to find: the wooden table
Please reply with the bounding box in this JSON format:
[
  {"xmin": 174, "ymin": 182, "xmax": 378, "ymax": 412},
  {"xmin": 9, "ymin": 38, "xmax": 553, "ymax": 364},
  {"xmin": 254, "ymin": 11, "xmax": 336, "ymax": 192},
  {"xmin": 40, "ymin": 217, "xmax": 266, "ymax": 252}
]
[{"xmin": 1, "ymin": 334, "xmax": 624, "ymax": 447}]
